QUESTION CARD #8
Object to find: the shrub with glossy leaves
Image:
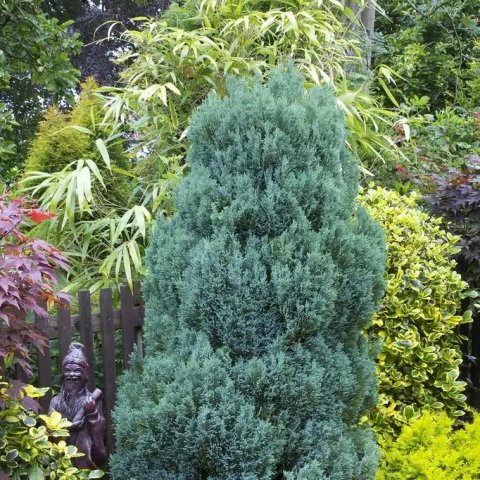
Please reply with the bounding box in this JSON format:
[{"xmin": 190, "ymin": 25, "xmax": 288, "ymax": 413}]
[
  {"xmin": 360, "ymin": 187, "xmax": 470, "ymax": 436},
  {"xmin": 111, "ymin": 68, "xmax": 386, "ymax": 479},
  {"xmin": 377, "ymin": 411, "xmax": 480, "ymax": 480},
  {"xmin": 0, "ymin": 376, "xmax": 103, "ymax": 479}
]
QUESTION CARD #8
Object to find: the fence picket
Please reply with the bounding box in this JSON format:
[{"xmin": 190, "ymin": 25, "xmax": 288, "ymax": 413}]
[
  {"xmin": 78, "ymin": 290, "xmax": 95, "ymax": 391},
  {"xmin": 35, "ymin": 304, "xmax": 52, "ymax": 412},
  {"xmin": 120, "ymin": 285, "xmax": 135, "ymax": 369},
  {"xmin": 133, "ymin": 281, "xmax": 144, "ymax": 358},
  {"xmin": 100, "ymin": 288, "xmax": 117, "ymax": 455},
  {"xmin": 14, "ymin": 364, "xmax": 28, "ymax": 383},
  {"xmin": 58, "ymin": 303, "xmax": 72, "ymax": 364}
]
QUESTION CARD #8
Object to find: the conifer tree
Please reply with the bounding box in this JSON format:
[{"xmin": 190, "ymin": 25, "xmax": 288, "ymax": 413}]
[{"xmin": 112, "ymin": 68, "xmax": 386, "ymax": 480}]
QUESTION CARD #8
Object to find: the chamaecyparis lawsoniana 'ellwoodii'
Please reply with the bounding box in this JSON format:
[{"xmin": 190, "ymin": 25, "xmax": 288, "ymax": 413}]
[{"xmin": 112, "ymin": 68, "xmax": 386, "ymax": 479}]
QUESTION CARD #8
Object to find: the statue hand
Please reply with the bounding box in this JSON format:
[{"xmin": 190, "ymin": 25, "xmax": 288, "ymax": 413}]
[
  {"xmin": 69, "ymin": 419, "xmax": 85, "ymax": 430},
  {"xmin": 83, "ymin": 393, "xmax": 97, "ymax": 415}
]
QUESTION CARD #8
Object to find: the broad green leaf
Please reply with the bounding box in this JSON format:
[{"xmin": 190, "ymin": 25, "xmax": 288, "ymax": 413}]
[
  {"xmin": 28, "ymin": 464, "xmax": 45, "ymax": 480},
  {"xmin": 88, "ymin": 471, "xmax": 105, "ymax": 479}
]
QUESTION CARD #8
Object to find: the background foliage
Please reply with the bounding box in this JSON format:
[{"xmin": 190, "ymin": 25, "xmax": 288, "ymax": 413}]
[
  {"xmin": 17, "ymin": 78, "xmax": 171, "ymax": 292},
  {"xmin": 100, "ymin": 0, "xmax": 399, "ymax": 179},
  {"xmin": 0, "ymin": 0, "xmax": 82, "ymax": 180},
  {"xmin": 17, "ymin": 0, "xmax": 398, "ymax": 293},
  {"xmin": 24, "ymin": 78, "xmax": 130, "ymax": 177},
  {"xmin": 373, "ymin": 0, "xmax": 480, "ymax": 110}
]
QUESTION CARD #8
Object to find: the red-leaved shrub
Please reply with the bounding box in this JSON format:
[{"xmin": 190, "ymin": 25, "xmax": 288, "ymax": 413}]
[{"xmin": 0, "ymin": 194, "xmax": 69, "ymax": 375}]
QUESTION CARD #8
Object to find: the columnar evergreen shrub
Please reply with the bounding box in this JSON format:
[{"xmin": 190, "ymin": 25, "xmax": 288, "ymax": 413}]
[
  {"xmin": 112, "ymin": 68, "xmax": 386, "ymax": 479},
  {"xmin": 360, "ymin": 187, "xmax": 469, "ymax": 436}
]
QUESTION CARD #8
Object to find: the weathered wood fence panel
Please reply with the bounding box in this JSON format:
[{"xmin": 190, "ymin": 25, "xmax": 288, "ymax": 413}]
[{"xmin": 26, "ymin": 283, "xmax": 144, "ymax": 454}]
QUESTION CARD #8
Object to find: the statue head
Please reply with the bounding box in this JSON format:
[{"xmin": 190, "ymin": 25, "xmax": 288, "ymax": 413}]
[{"xmin": 61, "ymin": 343, "xmax": 89, "ymax": 393}]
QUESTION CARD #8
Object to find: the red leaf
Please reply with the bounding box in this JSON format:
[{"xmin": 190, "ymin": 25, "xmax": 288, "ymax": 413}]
[{"xmin": 28, "ymin": 209, "xmax": 56, "ymax": 224}]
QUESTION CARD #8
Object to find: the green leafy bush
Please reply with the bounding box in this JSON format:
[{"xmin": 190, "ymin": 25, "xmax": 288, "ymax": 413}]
[
  {"xmin": 377, "ymin": 411, "xmax": 480, "ymax": 479},
  {"xmin": 463, "ymin": 40, "xmax": 480, "ymax": 110},
  {"xmin": 0, "ymin": 0, "xmax": 81, "ymax": 178},
  {"xmin": 360, "ymin": 187, "xmax": 470, "ymax": 436},
  {"xmin": 19, "ymin": 78, "xmax": 150, "ymax": 292},
  {"xmin": 112, "ymin": 68, "xmax": 386, "ymax": 479},
  {"xmin": 394, "ymin": 106, "xmax": 480, "ymax": 184},
  {"xmin": 0, "ymin": 377, "xmax": 103, "ymax": 479},
  {"xmin": 373, "ymin": 0, "xmax": 480, "ymax": 109}
]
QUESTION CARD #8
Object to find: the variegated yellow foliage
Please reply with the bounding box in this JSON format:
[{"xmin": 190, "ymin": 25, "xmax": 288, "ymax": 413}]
[{"xmin": 360, "ymin": 186, "xmax": 470, "ymax": 436}]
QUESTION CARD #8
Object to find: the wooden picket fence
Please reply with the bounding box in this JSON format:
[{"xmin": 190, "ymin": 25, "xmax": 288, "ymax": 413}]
[{"xmin": 19, "ymin": 283, "xmax": 145, "ymax": 455}]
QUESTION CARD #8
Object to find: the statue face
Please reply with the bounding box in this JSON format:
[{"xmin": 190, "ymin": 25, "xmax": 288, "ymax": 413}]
[{"xmin": 63, "ymin": 363, "xmax": 87, "ymax": 391}]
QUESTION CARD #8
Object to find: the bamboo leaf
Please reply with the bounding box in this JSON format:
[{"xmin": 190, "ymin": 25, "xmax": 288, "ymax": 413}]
[
  {"xmin": 127, "ymin": 240, "xmax": 142, "ymax": 272},
  {"xmin": 95, "ymin": 138, "xmax": 111, "ymax": 170},
  {"xmin": 85, "ymin": 159, "xmax": 107, "ymax": 189},
  {"xmin": 115, "ymin": 246, "xmax": 124, "ymax": 281},
  {"xmin": 123, "ymin": 245, "xmax": 133, "ymax": 288},
  {"xmin": 113, "ymin": 209, "xmax": 134, "ymax": 243},
  {"xmin": 133, "ymin": 206, "xmax": 147, "ymax": 239},
  {"xmin": 378, "ymin": 78, "xmax": 399, "ymax": 107}
]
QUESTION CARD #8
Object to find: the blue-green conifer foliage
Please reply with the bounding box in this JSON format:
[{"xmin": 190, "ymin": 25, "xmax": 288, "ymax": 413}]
[{"xmin": 111, "ymin": 69, "xmax": 386, "ymax": 479}]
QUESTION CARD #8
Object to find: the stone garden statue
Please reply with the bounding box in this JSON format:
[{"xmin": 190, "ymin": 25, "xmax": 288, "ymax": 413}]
[{"xmin": 49, "ymin": 342, "xmax": 107, "ymax": 469}]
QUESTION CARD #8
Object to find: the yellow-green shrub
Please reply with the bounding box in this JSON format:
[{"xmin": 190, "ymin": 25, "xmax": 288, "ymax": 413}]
[
  {"xmin": 360, "ymin": 187, "xmax": 470, "ymax": 436},
  {"xmin": 377, "ymin": 411, "xmax": 480, "ymax": 479},
  {"xmin": 23, "ymin": 77, "xmax": 132, "ymax": 213},
  {"xmin": 23, "ymin": 105, "xmax": 89, "ymax": 175},
  {"xmin": 0, "ymin": 377, "xmax": 103, "ymax": 479},
  {"xmin": 24, "ymin": 77, "xmax": 130, "ymax": 176}
]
